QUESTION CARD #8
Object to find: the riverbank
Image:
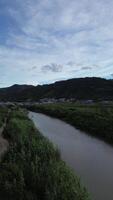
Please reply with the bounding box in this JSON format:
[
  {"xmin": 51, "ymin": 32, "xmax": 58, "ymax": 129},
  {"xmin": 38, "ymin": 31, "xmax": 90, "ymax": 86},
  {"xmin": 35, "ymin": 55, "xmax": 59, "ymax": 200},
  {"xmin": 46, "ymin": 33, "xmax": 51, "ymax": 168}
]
[
  {"xmin": 0, "ymin": 108, "xmax": 90, "ymax": 200},
  {"xmin": 27, "ymin": 103, "xmax": 113, "ymax": 145},
  {"xmin": 29, "ymin": 111, "xmax": 113, "ymax": 200}
]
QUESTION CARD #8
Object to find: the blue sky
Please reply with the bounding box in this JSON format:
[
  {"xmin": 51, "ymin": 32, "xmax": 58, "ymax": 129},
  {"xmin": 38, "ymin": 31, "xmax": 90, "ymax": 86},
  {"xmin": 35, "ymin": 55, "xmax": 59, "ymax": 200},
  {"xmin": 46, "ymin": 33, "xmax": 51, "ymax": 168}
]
[{"xmin": 0, "ymin": 0, "xmax": 113, "ymax": 87}]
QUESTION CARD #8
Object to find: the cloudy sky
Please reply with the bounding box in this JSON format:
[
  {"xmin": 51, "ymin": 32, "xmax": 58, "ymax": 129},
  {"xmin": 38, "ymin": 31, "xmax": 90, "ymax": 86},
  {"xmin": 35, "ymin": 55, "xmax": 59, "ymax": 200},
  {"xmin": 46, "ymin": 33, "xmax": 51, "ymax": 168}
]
[{"xmin": 0, "ymin": 0, "xmax": 113, "ymax": 87}]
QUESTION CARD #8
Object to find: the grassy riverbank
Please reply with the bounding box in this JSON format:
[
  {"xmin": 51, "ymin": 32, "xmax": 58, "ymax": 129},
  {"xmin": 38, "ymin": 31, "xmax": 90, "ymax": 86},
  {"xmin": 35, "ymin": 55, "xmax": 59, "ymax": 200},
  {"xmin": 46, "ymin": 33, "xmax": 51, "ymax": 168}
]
[
  {"xmin": 28, "ymin": 103, "xmax": 113, "ymax": 145},
  {"xmin": 0, "ymin": 108, "xmax": 90, "ymax": 200}
]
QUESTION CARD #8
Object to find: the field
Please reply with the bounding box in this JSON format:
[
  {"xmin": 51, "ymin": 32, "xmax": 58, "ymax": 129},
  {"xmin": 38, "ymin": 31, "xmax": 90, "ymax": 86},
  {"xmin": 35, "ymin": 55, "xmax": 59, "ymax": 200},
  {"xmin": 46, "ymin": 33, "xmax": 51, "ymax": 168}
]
[
  {"xmin": 0, "ymin": 107, "xmax": 90, "ymax": 200},
  {"xmin": 28, "ymin": 102, "xmax": 113, "ymax": 145}
]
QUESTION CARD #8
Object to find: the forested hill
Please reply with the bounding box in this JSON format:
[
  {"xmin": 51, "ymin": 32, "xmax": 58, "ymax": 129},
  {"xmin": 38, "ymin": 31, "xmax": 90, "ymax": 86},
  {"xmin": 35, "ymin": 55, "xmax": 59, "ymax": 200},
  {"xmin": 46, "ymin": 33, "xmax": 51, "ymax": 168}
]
[{"xmin": 0, "ymin": 77, "xmax": 113, "ymax": 101}]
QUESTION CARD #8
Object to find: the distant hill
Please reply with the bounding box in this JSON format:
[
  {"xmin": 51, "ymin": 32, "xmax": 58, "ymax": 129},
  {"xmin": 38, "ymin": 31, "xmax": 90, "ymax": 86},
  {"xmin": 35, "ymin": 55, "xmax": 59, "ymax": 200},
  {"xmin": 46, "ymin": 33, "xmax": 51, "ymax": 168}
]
[{"xmin": 0, "ymin": 77, "xmax": 113, "ymax": 101}]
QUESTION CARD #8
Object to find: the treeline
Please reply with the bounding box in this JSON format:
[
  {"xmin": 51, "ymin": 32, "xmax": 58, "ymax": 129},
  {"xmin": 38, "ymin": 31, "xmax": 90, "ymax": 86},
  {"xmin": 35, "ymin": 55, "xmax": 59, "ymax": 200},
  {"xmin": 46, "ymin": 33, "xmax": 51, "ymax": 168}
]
[
  {"xmin": 28, "ymin": 103, "xmax": 113, "ymax": 145},
  {"xmin": 0, "ymin": 108, "xmax": 90, "ymax": 200}
]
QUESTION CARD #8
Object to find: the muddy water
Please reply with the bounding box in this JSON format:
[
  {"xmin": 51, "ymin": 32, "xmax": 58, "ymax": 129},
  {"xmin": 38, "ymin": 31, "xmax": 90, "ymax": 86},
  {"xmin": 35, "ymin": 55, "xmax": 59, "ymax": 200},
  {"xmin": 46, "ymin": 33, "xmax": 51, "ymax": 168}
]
[{"xmin": 29, "ymin": 111, "xmax": 113, "ymax": 200}]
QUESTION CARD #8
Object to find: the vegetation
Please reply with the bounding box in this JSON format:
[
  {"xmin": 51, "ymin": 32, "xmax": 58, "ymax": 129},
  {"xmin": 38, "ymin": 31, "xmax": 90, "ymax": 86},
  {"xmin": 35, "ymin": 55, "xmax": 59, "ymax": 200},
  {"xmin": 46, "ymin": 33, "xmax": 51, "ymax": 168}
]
[
  {"xmin": 0, "ymin": 106, "xmax": 8, "ymax": 127},
  {"xmin": 0, "ymin": 108, "xmax": 90, "ymax": 200},
  {"xmin": 0, "ymin": 77, "xmax": 113, "ymax": 101},
  {"xmin": 28, "ymin": 103, "xmax": 113, "ymax": 145}
]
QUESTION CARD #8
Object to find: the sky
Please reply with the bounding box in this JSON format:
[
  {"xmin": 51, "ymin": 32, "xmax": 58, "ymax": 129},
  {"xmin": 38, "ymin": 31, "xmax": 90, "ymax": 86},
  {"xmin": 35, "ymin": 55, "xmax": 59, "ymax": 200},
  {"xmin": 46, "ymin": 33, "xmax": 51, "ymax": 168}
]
[{"xmin": 0, "ymin": 0, "xmax": 113, "ymax": 87}]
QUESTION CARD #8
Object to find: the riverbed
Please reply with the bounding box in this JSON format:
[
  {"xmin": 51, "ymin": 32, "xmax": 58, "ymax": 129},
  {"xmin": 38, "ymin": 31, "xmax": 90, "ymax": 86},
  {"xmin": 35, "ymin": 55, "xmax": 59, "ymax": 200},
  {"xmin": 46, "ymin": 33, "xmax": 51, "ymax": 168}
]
[{"xmin": 29, "ymin": 111, "xmax": 113, "ymax": 200}]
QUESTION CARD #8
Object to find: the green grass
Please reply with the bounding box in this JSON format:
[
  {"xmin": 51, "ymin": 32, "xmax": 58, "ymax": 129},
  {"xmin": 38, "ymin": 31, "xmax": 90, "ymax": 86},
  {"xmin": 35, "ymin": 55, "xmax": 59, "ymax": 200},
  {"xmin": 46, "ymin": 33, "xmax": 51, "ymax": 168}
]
[
  {"xmin": 28, "ymin": 103, "xmax": 113, "ymax": 145},
  {"xmin": 0, "ymin": 108, "xmax": 90, "ymax": 200}
]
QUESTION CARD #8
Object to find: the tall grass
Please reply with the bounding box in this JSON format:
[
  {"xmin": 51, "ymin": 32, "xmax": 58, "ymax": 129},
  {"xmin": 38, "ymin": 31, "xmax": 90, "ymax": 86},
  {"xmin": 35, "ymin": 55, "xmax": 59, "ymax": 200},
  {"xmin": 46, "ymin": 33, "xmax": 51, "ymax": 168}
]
[{"xmin": 0, "ymin": 108, "xmax": 90, "ymax": 200}]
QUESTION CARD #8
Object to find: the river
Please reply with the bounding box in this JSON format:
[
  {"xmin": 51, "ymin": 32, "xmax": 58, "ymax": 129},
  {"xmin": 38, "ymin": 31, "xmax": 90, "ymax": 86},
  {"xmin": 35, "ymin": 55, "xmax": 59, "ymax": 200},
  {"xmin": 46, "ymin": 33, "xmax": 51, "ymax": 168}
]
[{"xmin": 29, "ymin": 111, "xmax": 113, "ymax": 200}]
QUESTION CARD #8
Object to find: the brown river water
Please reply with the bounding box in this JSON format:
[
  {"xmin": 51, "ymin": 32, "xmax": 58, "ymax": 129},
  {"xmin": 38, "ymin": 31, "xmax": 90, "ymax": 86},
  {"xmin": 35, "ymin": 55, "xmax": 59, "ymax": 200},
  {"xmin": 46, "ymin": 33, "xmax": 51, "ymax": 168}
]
[{"xmin": 29, "ymin": 111, "xmax": 113, "ymax": 200}]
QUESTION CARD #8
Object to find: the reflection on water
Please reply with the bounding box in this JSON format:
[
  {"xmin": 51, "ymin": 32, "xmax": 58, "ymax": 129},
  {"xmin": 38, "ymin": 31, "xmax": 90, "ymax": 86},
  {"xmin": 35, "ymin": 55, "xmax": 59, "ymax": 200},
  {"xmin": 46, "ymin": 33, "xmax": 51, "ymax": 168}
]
[{"xmin": 29, "ymin": 111, "xmax": 113, "ymax": 200}]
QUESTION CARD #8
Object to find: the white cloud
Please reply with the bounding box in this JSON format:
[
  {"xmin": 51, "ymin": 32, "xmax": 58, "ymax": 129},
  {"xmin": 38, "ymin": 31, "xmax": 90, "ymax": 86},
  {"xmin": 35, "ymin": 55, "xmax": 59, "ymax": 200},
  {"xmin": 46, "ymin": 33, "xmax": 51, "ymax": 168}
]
[{"xmin": 0, "ymin": 0, "xmax": 113, "ymax": 86}]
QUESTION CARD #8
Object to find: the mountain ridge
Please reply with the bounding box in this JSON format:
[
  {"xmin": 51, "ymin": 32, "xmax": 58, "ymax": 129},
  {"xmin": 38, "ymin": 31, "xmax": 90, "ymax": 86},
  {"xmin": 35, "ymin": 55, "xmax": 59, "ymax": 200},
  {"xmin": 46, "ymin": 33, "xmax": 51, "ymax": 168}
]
[{"xmin": 0, "ymin": 77, "xmax": 113, "ymax": 101}]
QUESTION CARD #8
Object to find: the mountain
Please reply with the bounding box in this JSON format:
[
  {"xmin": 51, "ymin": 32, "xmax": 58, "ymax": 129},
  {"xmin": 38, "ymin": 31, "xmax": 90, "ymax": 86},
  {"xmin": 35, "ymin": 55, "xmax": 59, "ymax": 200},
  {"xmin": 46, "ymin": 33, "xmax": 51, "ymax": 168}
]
[
  {"xmin": 0, "ymin": 77, "xmax": 113, "ymax": 101},
  {"xmin": 0, "ymin": 84, "xmax": 34, "ymax": 101}
]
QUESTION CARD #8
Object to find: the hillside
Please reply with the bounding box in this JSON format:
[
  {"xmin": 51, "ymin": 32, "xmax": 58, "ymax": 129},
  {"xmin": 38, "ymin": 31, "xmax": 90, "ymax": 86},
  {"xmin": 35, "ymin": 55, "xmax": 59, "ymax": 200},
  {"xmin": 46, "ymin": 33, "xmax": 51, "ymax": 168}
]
[{"xmin": 0, "ymin": 77, "xmax": 113, "ymax": 101}]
